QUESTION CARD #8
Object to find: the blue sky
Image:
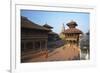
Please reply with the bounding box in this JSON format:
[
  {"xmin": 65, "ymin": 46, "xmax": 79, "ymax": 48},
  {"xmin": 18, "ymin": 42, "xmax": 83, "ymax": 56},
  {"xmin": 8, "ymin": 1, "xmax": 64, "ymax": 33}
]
[{"xmin": 21, "ymin": 10, "xmax": 89, "ymax": 34}]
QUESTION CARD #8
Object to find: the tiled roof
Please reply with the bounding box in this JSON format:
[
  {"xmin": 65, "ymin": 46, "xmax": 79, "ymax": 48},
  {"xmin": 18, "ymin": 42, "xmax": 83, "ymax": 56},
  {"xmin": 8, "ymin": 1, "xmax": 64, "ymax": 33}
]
[
  {"xmin": 48, "ymin": 31, "xmax": 58, "ymax": 35},
  {"xmin": 63, "ymin": 28, "xmax": 82, "ymax": 34},
  {"xmin": 21, "ymin": 16, "xmax": 50, "ymax": 31},
  {"xmin": 43, "ymin": 24, "xmax": 53, "ymax": 29},
  {"xmin": 67, "ymin": 20, "xmax": 78, "ymax": 26}
]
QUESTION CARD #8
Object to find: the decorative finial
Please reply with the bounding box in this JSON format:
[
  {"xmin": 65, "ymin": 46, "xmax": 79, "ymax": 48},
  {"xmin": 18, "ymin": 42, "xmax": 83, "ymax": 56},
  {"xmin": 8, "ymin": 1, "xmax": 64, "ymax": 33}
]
[{"xmin": 66, "ymin": 20, "xmax": 78, "ymax": 28}]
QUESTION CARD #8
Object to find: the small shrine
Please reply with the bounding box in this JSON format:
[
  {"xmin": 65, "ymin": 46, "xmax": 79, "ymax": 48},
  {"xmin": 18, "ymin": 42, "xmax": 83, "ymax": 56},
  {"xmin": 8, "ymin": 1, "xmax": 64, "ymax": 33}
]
[{"xmin": 63, "ymin": 20, "xmax": 82, "ymax": 46}]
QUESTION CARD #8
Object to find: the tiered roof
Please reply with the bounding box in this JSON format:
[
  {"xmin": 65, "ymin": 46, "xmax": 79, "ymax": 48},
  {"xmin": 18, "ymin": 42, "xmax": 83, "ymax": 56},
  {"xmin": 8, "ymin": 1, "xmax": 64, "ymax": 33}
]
[
  {"xmin": 63, "ymin": 20, "xmax": 82, "ymax": 34},
  {"xmin": 21, "ymin": 16, "xmax": 50, "ymax": 31},
  {"xmin": 43, "ymin": 24, "xmax": 53, "ymax": 29}
]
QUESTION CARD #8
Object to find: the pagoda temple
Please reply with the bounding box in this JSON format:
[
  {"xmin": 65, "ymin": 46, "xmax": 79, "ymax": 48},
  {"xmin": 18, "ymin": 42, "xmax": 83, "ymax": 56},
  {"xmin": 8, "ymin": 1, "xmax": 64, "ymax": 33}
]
[
  {"xmin": 63, "ymin": 20, "xmax": 83, "ymax": 47},
  {"xmin": 43, "ymin": 24, "xmax": 62, "ymax": 48},
  {"xmin": 21, "ymin": 16, "xmax": 51, "ymax": 61}
]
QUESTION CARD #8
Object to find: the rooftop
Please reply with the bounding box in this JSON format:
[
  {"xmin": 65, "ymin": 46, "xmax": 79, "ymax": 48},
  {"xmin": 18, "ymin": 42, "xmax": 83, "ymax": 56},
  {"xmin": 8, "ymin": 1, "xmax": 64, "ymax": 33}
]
[
  {"xmin": 21, "ymin": 16, "xmax": 50, "ymax": 31},
  {"xmin": 67, "ymin": 20, "xmax": 78, "ymax": 28},
  {"xmin": 64, "ymin": 20, "xmax": 82, "ymax": 34},
  {"xmin": 43, "ymin": 24, "xmax": 53, "ymax": 29},
  {"xmin": 63, "ymin": 28, "xmax": 82, "ymax": 34}
]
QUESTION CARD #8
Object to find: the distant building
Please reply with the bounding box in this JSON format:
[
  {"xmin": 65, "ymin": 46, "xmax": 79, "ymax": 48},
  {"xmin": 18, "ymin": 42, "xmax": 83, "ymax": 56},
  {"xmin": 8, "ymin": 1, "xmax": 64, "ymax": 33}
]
[
  {"xmin": 21, "ymin": 16, "xmax": 50, "ymax": 52},
  {"xmin": 80, "ymin": 32, "xmax": 90, "ymax": 53},
  {"xmin": 59, "ymin": 24, "xmax": 66, "ymax": 40},
  {"xmin": 79, "ymin": 32, "xmax": 90, "ymax": 60},
  {"xmin": 80, "ymin": 32, "xmax": 89, "ymax": 49},
  {"xmin": 43, "ymin": 24, "xmax": 63, "ymax": 49},
  {"xmin": 63, "ymin": 20, "xmax": 82, "ymax": 46},
  {"xmin": 61, "ymin": 23, "xmax": 65, "ymax": 33},
  {"xmin": 43, "ymin": 24, "xmax": 60, "ymax": 41},
  {"xmin": 43, "ymin": 24, "xmax": 53, "ymax": 31}
]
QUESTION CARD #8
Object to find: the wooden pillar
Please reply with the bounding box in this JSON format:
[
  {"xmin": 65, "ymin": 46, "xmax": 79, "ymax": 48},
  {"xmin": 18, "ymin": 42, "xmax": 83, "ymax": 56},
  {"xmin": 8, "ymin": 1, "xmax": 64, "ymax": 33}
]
[
  {"xmin": 24, "ymin": 41, "xmax": 26, "ymax": 50},
  {"xmin": 33, "ymin": 41, "xmax": 35, "ymax": 49},
  {"xmin": 45, "ymin": 40, "xmax": 48, "ymax": 58},
  {"xmin": 40, "ymin": 40, "xmax": 42, "ymax": 51},
  {"xmin": 77, "ymin": 35, "xmax": 79, "ymax": 47}
]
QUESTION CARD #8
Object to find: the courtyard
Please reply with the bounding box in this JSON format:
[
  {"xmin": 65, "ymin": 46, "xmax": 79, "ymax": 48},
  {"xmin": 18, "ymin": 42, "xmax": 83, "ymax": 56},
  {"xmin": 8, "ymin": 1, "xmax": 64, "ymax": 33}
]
[{"xmin": 21, "ymin": 44, "xmax": 80, "ymax": 63}]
